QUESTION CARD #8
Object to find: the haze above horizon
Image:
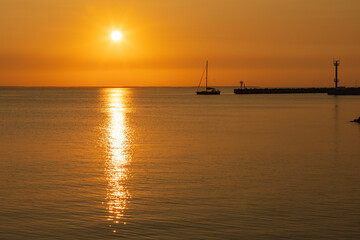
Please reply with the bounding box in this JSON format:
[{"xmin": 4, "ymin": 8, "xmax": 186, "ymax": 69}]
[{"xmin": 1, "ymin": 0, "xmax": 360, "ymax": 87}]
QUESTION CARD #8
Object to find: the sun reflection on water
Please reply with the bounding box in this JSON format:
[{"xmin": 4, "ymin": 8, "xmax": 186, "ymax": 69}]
[{"xmin": 103, "ymin": 88, "xmax": 132, "ymax": 228}]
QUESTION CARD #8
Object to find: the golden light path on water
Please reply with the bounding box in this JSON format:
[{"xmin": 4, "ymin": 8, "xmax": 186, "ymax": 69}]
[{"xmin": 103, "ymin": 88, "xmax": 132, "ymax": 231}]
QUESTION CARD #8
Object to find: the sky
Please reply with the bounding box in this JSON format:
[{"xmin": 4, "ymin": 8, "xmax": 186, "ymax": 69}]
[{"xmin": 0, "ymin": 0, "xmax": 360, "ymax": 87}]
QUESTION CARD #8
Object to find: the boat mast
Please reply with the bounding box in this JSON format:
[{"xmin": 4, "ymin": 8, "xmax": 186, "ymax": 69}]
[{"xmin": 206, "ymin": 60, "xmax": 208, "ymax": 90}]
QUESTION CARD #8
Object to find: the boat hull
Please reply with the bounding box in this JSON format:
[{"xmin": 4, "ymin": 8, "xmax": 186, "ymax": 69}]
[{"xmin": 196, "ymin": 91, "xmax": 221, "ymax": 95}]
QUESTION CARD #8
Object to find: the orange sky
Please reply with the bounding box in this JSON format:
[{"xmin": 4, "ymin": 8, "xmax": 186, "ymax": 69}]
[{"xmin": 1, "ymin": 0, "xmax": 360, "ymax": 87}]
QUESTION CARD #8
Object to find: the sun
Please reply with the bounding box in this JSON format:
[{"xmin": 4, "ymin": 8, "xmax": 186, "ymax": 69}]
[{"xmin": 111, "ymin": 30, "xmax": 122, "ymax": 42}]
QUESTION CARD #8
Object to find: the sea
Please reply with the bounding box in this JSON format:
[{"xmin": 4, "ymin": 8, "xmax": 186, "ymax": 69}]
[{"xmin": 0, "ymin": 87, "xmax": 360, "ymax": 239}]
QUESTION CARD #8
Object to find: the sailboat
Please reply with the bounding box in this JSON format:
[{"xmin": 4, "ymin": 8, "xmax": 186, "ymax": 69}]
[{"xmin": 196, "ymin": 61, "xmax": 221, "ymax": 95}]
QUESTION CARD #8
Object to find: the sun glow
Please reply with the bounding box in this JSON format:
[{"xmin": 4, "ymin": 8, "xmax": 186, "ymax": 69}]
[{"xmin": 111, "ymin": 30, "xmax": 123, "ymax": 42}]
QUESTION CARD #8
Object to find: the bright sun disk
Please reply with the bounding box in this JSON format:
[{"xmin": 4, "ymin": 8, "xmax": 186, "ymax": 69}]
[{"xmin": 111, "ymin": 30, "xmax": 122, "ymax": 42}]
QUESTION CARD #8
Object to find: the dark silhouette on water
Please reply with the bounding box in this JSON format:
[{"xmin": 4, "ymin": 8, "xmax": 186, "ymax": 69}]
[
  {"xmin": 351, "ymin": 117, "xmax": 360, "ymax": 123},
  {"xmin": 196, "ymin": 61, "xmax": 220, "ymax": 95},
  {"xmin": 234, "ymin": 87, "xmax": 331, "ymax": 94},
  {"xmin": 327, "ymin": 60, "xmax": 360, "ymax": 95},
  {"xmin": 234, "ymin": 60, "xmax": 360, "ymax": 95},
  {"xmin": 328, "ymin": 87, "xmax": 360, "ymax": 95}
]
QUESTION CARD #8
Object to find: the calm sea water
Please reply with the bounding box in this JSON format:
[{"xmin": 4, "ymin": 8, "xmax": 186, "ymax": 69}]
[{"xmin": 0, "ymin": 87, "xmax": 360, "ymax": 239}]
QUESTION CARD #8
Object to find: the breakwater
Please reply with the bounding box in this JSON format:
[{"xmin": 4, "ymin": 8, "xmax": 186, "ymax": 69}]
[
  {"xmin": 328, "ymin": 87, "xmax": 360, "ymax": 95},
  {"xmin": 234, "ymin": 88, "xmax": 332, "ymax": 94}
]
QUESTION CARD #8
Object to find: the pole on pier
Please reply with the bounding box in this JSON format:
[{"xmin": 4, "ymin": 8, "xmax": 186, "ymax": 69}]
[{"xmin": 333, "ymin": 60, "xmax": 340, "ymax": 88}]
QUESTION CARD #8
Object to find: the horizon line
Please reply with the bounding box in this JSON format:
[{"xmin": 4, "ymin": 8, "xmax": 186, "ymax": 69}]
[{"xmin": 0, "ymin": 85, "xmax": 335, "ymax": 88}]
